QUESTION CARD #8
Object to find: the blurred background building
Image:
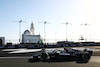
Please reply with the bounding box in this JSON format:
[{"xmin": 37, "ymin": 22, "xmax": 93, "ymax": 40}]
[
  {"xmin": 22, "ymin": 23, "xmax": 43, "ymax": 44},
  {"xmin": 0, "ymin": 37, "xmax": 5, "ymax": 46}
]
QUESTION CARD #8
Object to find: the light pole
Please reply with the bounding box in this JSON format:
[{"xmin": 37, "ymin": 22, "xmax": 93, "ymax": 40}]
[
  {"xmin": 39, "ymin": 21, "xmax": 50, "ymax": 44},
  {"xmin": 61, "ymin": 22, "xmax": 72, "ymax": 41},
  {"xmin": 80, "ymin": 23, "xmax": 90, "ymax": 42},
  {"xmin": 13, "ymin": 20, "xmax": 26, "ymax": 43},
  {"xmin": 55, "ymin": 32, "xmax": 57, "ymax": 43}
]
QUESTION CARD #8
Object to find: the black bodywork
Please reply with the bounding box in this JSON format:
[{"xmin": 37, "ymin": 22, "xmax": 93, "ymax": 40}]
[{"xmin": 28, "ymin": 49, "xmax": 93, "ymax": 63}]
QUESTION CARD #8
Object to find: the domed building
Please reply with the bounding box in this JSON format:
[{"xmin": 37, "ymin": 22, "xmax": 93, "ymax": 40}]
[
  {"xmin": 23, "ymin": 30, "xmax": 32, "ymax": 35},
  {"xmin": 22, "ymin": 23, "xmax": 43, "ymax": 44}
]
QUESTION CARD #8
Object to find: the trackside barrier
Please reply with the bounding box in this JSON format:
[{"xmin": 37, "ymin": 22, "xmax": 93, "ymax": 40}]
[
  {"xmin": 33, "ymin": 45, "xmax": 40, "ymax": 48},
  {"xmin": 37, "ymin": 45, "xmax": 40, "ymax": 47},
  {"xmin": 18, "ymin": 46, "xmax": 20, "ymax": 48},
  {"xmin": 70, "ymin": 44, "xmax": 76, "ymax": 47},
  {"xmin": 39, "ymin": 45, "xmax": 44, "ymax": 48},
  {"xmin": 85, "ymin": 44, "xmax": 90, "ymax": 46},
  {"xmin": 8, "ymin": 46, "xmax": 15, "ymax": 48},
  {"xmin": 46, "ymin": 45, "xmax": 53, "ymax": 47},
  {"xmin": 28, "ymin": 45, "xmax": 35, "ymax": 48},
  {"xmin": 77, "ymin": 44, "xmax": 83, "ymax": 46},
  {"xmin": 0, "ymin": 46, "xmax": 4, "ymax": 48},
  {"xmin": 1, "ymin": 44, "xmax": 100, "ymax": 49},
  {"xmin": 92, "ymin": 44, "xmax": 98, "ymax": 46},
  {"xmin": 19, "ymin": 46, "xmax": 26, "ymax": 48},
  {"xmin": 55, "ymin": 45, "xmax": 61, "ymax": 47},
  {"xmin": 63, "ymin": 44, "xmax": 69, "ymax": 47}
]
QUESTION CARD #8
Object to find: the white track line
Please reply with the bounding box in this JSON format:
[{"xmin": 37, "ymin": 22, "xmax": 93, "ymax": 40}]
[{"xmin": 1, "ymin": 47, "xmax": 100, "ymax": 54}]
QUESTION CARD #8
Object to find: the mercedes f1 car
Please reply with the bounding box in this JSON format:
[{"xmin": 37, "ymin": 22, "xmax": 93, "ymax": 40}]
[{"xmin": 28, "ymin": 48, "xmax": 93, "ymax": 63}]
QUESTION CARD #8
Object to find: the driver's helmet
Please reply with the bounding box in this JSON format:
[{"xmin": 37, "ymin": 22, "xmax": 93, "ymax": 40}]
[
  {"xmin": 64, "ymin": 46, "xmax": 68, "ymax": 52},
  {"xmin": 83, "ymin": 49, "xmax": 87, "ymax": 52},
  {"xmin": 64, "ymin": 46, "xmax": 66, "ymax": 50}
]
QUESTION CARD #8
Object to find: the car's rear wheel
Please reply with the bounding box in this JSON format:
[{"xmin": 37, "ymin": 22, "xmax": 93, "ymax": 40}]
[
  {"xmin": 82, "ymin": 52, "xmax": 91, "ymax": 61},
  {"xmin": 41, "ymin": 53, "xmax": 50, "ymax": 60}
]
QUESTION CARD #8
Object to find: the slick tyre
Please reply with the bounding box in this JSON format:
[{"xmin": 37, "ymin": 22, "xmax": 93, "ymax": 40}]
[
  {"xmin": 41, "ymin": 53, "xmax": 50, "ymax": 60},
  {"xmin": 82, "ymin": 52, "xmax": 91, "ymax": 61}
]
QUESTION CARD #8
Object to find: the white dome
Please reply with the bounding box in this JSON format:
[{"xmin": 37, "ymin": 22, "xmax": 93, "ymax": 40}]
[{"xmin": 23, "ymin": 30, "xmax": 31, "ymax": 35}]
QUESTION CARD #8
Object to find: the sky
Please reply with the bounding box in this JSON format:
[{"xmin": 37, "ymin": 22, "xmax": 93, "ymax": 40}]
[{"xmin": 0, "ymin": 0, "xmax": 100, "ymax": 43}]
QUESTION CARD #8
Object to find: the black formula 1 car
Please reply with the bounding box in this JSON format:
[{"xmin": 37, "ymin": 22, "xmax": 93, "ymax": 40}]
[{"xmin": 28, "ymin": 48, "xmax": 93, "ymax": 63}]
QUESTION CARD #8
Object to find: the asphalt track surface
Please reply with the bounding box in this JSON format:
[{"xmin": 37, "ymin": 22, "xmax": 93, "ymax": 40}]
[
  {"xmin": 0, "ymin": 56, "xmax": 100, "ymax": 67},
  {"xmin": 0, "ymin": 46, "xmax": 100, "ymax": 67}
]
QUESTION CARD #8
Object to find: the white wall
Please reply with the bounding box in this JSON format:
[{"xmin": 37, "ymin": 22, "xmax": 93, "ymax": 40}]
[{"xmin": 22, "ymin": 35, "xmax": 41, "ymax": 43}]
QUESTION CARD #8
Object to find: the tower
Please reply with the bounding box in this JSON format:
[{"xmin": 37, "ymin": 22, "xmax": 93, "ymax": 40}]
[{"xmin": 30, "ymin": 23, "xmax": 34, "ymax": 35}]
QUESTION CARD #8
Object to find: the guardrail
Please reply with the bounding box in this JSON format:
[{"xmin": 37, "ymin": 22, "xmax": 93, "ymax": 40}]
[{"xmin": 0, "ymin": 43, "xmax": 100, "ymax": 49}]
